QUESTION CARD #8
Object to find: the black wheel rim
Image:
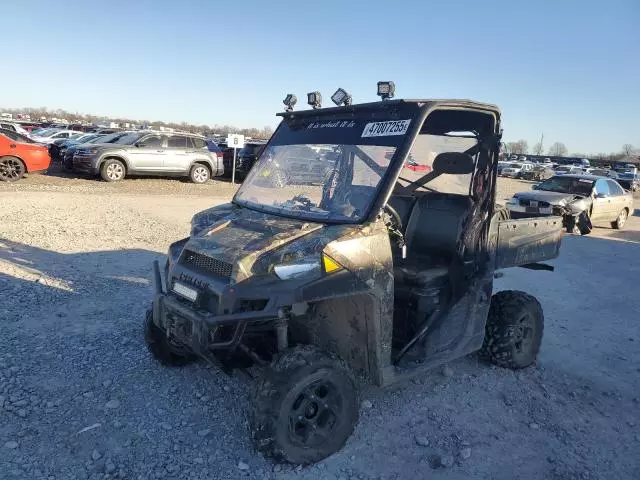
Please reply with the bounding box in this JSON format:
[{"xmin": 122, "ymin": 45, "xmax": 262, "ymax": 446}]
[
  {"xmin": 513, "ymin": 313, "xmax": 535, "ymax": 359},
  {"xmin": 0, "ymin": 158, "xmax": 25, "ymax": 181},
  {"xmin": 288, "ymin": 379, "xmax": 342, "ymax": 448}
]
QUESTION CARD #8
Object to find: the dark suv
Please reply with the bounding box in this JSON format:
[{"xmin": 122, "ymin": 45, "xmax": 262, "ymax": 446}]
[{"xmin": 220, "ymin": 141, "xmax": 266, "ymax": 180}]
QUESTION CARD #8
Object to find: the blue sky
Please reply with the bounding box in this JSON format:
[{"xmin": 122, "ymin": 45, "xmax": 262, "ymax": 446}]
[{"xmin": 2, "ymin": 0, "xmax": 638, "ymax": 153}]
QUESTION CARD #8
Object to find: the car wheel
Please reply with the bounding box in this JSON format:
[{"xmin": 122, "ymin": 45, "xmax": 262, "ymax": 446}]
[
  {"xmin": 143, "ymin": 309, "xmax": 196, "ymax": 367},
  {"xmin": 0, "ymin": 156, "xmax": 26, "ymax": 182},
  {"xmin": 248, "ymin": 345, "xmax": 358, "ymax": 465},
  {"xmin": 189, "ymin": 164, "xmax": 210, "ymax": 184},
  {"xmin": 480, "ymin": 290, "xmax": 544, "ymax": 369},
  {"xmin": 612, "ymin": 208, "xmax": 628, "ymax": 230},
  {"xmin": 100, "ymin": 159, "xmax": 126, "ymax": 182}
]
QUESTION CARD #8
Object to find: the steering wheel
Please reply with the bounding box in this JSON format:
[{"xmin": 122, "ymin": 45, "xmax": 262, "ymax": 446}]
[{"xmin": 384, "ymin": 204, "xmax": 403, "ymax": 231}]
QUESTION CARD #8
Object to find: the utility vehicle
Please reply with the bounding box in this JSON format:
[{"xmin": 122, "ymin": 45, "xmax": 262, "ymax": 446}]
[{"xmin": 144, "ymin": 84, "xmax": 564, "ymax": 464}]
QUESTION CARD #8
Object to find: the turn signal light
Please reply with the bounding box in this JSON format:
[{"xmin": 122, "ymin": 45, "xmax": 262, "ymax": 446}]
[{"xmin": 322, "ymin": 254, "xmax": 342, "ymax": 274}]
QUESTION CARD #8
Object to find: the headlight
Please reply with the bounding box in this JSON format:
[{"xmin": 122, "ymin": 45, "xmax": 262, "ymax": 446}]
[{"xmin": 273, "ymin": 261, "xmax": 321, "ymax": 280}]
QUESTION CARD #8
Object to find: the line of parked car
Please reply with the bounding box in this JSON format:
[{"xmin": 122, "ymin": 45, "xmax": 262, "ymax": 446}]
[
  {"xmin": 498, "ymin": 158, "xmax": 639, "ymax": 192},
  {"xmin": 0, "ymin": 121, "xmax": 270, "ymax": 183}
]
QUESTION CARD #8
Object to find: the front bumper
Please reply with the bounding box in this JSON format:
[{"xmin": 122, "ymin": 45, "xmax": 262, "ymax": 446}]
[
  {"xmin": 150, "ymin": 260, "xmax": 291, "ymax": 354},
  {"xmin": 72, "ymin": 153, "xmax": 100, "ymax": 174}
]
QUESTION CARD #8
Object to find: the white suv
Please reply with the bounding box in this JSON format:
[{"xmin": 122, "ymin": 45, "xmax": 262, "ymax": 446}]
[{"xmin": 501, "ymin": 162, "xmax": 534, "ymax": 178}]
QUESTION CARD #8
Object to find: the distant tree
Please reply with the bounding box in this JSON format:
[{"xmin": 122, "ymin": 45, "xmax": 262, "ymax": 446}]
[
  {"xmin": 532, "ymin": 141, "xmax": 544, "ymax": 155},
  {"xmin": 621, "ymin": 144, "xmax": 636, "ymax": 156},
  {"xmin": 506, "ymin": 140, "xmax": 528, "ymax": 155},
  {"xmin": 548, "ymin": 142, "xmax": 568, "ymax": 157}
]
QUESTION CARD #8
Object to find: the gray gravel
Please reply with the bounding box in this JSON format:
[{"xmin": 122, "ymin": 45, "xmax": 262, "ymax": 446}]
[{"xmin": 1, "ymin": 176, "xmax": 639, "ymax": 479}]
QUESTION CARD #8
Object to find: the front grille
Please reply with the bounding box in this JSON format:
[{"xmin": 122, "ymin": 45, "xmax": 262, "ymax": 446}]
[
  {"xmin": 181, "ymin": 250, "xmax": 233, "ymax": 278},
  {"xmin": 519, "ymin": 199, "xmax": 550, "ymax": 208}
]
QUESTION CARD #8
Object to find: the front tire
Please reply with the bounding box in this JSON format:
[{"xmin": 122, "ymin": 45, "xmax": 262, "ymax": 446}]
[
  {"xmin": 100, "ymin": 158, "xmax": 126, "ymax": 182},
  {"xmin": 481, "ymin": 291, "xmax": 544, "ymax": 369},
  {"xmin": 612, "ymin": 208, "xmax": 628, "ymax": 229},
  {"xmin": 0, "ymin": 156, "xmax": 26, "ymax": 182},
  {"xmin": 143, "ymin": 309, "xmax": 196, "ymax": 367},
  {"xmin": 248, "ymin": 345, "xmax": 358, "ymax": 465}
]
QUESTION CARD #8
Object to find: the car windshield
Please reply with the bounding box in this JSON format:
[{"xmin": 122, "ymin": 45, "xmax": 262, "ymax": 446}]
[
  {"xmin": 35, "ymin": 128, "xmax": 57, "ymax": 137},
  {"xmin": 112, "ymin": 132, "xmax": 143, "ymax": 145},
  {"xmin": 537, "ymin": 176, "xmax": 594, "ymax": 196},
  {"xmin": 88, "ymin": 132, "xmax": 120, "ymax": 144},
  {"xmin": 235, "ymin": 143, "xmax": 394, "ymax": 222},
  {"xmin": 76, "ymin": 134, "xmax": 98, "ymax": 143}
]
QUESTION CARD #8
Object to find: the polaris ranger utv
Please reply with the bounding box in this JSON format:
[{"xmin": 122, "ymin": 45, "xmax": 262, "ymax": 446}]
[{"xmin": 144, "ymin": 84, "xmax": 563, "ymax": 464}]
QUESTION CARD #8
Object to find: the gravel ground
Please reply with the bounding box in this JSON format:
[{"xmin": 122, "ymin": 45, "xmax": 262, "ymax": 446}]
[{"xmin": 1, "ymin": 172, "xmax": 639, "ymax": 480}]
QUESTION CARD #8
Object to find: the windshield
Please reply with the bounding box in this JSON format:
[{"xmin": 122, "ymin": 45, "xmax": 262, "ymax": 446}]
[
  {"xmin": 88, "ymin": 132, "xmax": 120, "ymax": 144},
  {"xmin": 112, "ymin": 132, "xmax": 143, "ymax": 145},
  {"xmin": 34, "ymin": 128, "xmax": 57, "ymax": 137},
  {"xmin": 537, "ymin": 176, "xmax": 594, "ymax": 196},
  {"xmin": 235, "ymin": 144, "xmax": 393, "ymax": 222},
  {"xmin": 75, "ymin": 134, "xmax": 98, "ymax": 143}
]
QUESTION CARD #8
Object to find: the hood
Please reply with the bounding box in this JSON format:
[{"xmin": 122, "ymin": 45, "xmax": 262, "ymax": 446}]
[
  {"xmin": 187, "ymin": 203, "xmax": 332, "ymax": 283},
  {"xmin": 515, "ymin": 190, "xmax": 586, "ymax": 205}
]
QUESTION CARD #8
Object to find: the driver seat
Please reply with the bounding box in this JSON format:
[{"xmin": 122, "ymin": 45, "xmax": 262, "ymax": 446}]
[{"xmin": 394, "ymin": 192, "xmax": 471, "ymax": 287}]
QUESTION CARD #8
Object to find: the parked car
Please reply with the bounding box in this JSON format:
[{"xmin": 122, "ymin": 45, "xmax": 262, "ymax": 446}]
[
  {"xmin": 233, "ymin": 141, "xmax": 267, "ymax": 179},
  {"xmin": 521, "ymin": 165, "xmax": 555, "ymax": 181},
  {"xmin": 501, "ymin": 162, "xmax": 534, "ymax": 178},
  {"xmin": 32, "ymin": 129, "xmax": 83, "ymax": 144},
  {"xmin": 72, "ymin": 131, "xmax": 222, "ymax": 183},
  {"xmin": 616, "ymin": 173, "xmax": 639, "ymax": 192},
  {"xmin": 63, "ymin": 131, "xmax": 132, "ymax": 170},
  {"xmin": 0, "ymin": 130, "xmax": 51, "ymax": 181},
  {"xmin": 0, "ymin": 121, "xmax": 32, "ymax": 137},
  {"xmin": 505, "ymin": 174, "xmax": 633, "ymax": 234},
  {"xmin": 554, "ymin": 165, "xmax": 584, "ymax": 176},
  {"xmin": 204, "ymin": 139, "xmax": 225, "ymax": 171},
  {"xmin": 50, "ymin": 133, "xmax": 104, "ymax": 163},
  {"xmin": 0, "ymin": 128, "xmax": 36, "ymax": 145}
]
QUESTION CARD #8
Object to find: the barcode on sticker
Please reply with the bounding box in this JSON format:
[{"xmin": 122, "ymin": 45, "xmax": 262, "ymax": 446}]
[{"xmin": 362, "ymin": 120, "xmax": 411, "ymax": 137}]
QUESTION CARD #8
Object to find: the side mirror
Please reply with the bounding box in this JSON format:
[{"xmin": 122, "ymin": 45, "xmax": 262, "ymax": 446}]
[
  {"xmin": 532, "ymin": 184, "xmax": 540, "ymax": 190},
  {"xmin": 432, "ymin": 152, "xmax": 474, "ymax": 175},
  {"xmin": 595, "ymin": 192, "xmax": 608, "ymax": 199},
  {"xmin": 134, "ymin": 142, "xmax": 142, "ymax": 148}
]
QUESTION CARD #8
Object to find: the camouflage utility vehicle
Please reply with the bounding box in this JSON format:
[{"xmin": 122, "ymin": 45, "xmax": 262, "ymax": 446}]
[{"xmin": 144, "ymin": 84, "xmax": 564, "ymax": 464}]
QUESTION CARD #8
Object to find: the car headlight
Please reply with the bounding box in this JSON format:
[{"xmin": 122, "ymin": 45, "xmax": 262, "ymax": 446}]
[
  {"xmin": 273, "ymin": 261, "xmax": 321, "ymax": 280},
  {"xmin": 273, "ymin": 253, "xmax": 342, "ymax": 280}
]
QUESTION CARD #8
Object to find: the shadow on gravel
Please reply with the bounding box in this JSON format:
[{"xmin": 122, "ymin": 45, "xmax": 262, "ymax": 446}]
[{"xmin": 0, "ymin": 238, "xmax": 163, "ymax": 327}]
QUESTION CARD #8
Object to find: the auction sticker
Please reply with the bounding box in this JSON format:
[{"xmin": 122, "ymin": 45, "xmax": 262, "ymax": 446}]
[{"xmin": 362, "ymin": 120, "xmax": 411, "ymax": 137}]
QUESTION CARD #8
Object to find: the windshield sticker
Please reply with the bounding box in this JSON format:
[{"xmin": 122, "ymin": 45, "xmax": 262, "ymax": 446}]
[
  {"xmin": 306, "ymin": 120, "xmax": 356, "ymax": 129},
  {"xmin": 578, "ymin": 179, "xmax": 593, "ymax": 183},
  {"xmin": 362, "ymin": 120, "xmax": 411, "ymax": 138}
]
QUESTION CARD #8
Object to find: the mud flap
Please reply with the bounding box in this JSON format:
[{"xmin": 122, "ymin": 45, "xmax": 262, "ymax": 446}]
[{"xmin": 495, "ymin": 217, "xmax": 563, "ymax": 269}]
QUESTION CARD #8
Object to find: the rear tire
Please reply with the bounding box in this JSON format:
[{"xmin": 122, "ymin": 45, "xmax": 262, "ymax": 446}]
[
  {"xmin": 189, "ymin": 163, "xmax": 210, "ymax": 184},
  {"xmin": 0, "ymin": 156, "xmax": 26, "ymax": 182},
  {"xmin": 143, "ymin": 309, "xmax": 196, "ymax": 367},
  {"xmin": 100, "ymin": 158, "xmax": 126, "ymax": 182},
  {"xmin": 248, "ymin": 345, "xmax": 358, "ymax": 465},
  {"xmin": 612, "ymin": 208, "xmax": 628, "ymax": 230},
  {"xmin": 481, "ymin": 291, "xmax": 544, "ymax": 369}
]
